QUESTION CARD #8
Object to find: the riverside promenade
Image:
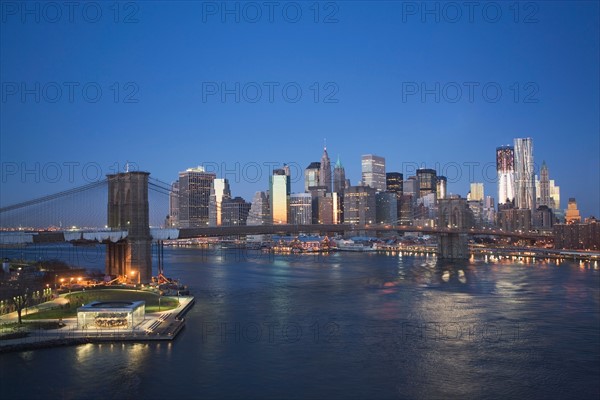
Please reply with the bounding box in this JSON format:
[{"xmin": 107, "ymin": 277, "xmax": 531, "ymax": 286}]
[{"xmin": 0, "ymin": 296, "xmax": 195, "ymax": 353}]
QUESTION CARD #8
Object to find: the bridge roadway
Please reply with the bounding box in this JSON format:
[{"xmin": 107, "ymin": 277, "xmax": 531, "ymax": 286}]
[{"xmin": 0, "ymin": 224, "xmax": 547, "ymax": 245}]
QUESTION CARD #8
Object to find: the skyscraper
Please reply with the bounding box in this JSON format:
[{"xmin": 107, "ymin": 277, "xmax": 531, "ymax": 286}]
[
  {"xmin": 514, "ymin": 137, "xmax": 536, "ymax": 213},
  {"xmin": 304, "ymin": 162, "xmax": 321, "ymax": 191},
  {"xmin": 496, "ymin": 145, "xmax": 515, "ymax": 206},
  {"xmin": 333, "ymin": 156, "xmax": 346, "ymax": 194},
  {"xmin": 386, "ymin": 172, "xmax": 403, "ymax": 194},
  {"xmin": 550, "ymin": 179, "xmax": 561, "ymax": 211},
  {"xmin": 539, "ymin": 161, "xmax": 551, "ymax": 208},
  {"xmin": 270, "ymin": 167, "xmax": 290, "ymax": 224},
  {"xmin": 208, "ymin": 178, "xmax": 231, "ymax": 226},
  {"xmin": 469, "ymin": 183, "xmax": 484, "ymax": 202},
  {"xmin": 247, "ymin": 191, "xmax": 271, "ymax": 225},
  {"xmin": 178, "ymin": 166, "xmax": 216, "ymax": 228},
  {"xmin": 221, "ymin": 197, "xmax": 251, "ymax": 227},
  {"xmin": 416, "ymin": 168, "xmax": 437, "ymax": 197},
  {"xmin": 320, "ymin": 146, "xmax": 332, "ymax": 192},
  {"xmin": 168, "ymin": 181, "xmax": 179, "ymax": 227},
  {"xmin": 344, "ymin": 185, "xmax": 377, "ymax": 225},
  {"xmin": 436, "ymin": 176, "xmax": 447, "ymax": 200},
  {"xmin": 361, "ymin": 154, "xmax": 386, "ymax": 191},
  {"xmin": 290, "ymin": 193, "xmax": 312, "ymax": 225}
]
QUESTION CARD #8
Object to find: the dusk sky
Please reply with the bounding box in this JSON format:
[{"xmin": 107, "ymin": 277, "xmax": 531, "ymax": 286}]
[{"xmin": 1, "ymin": 1, "xmax": 598, "ymax": 218}]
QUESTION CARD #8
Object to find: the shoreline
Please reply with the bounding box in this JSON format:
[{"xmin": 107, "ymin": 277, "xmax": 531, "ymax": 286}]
[{"xmin": 0, "ymin": 296, "xmax": 195, "ymax": 354}]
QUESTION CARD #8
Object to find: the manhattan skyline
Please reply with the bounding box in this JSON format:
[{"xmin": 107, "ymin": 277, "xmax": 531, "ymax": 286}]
[{"xmin": 1, "ymin": 1, "xmax": 598, "ymax": 218}]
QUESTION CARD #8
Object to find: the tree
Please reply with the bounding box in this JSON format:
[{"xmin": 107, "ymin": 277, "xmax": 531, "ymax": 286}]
[{"xmin": 1, "ymin": 275, "xmax": 42, "ymax": 324}]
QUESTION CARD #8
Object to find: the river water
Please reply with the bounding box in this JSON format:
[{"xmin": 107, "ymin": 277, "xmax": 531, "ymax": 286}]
[{"xmin": 0, "ymin": 245, "xmax": 599, "ymax": 399}]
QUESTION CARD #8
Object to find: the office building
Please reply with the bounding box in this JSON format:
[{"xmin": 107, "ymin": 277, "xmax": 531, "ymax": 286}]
[
  {"xmin": 270, "ymin": 167, "xmax": 291, "ymax": 224},
  {"xmin": 304, "ymin": 162, "xmax": 321, "ymax": 191},
  {"xmin": 177, "ymin": 166, "xmax": 216, "ymax": 228},
  {"xmin": 290, "ymin": 193, "xmax": 313, "ymax": 225},
  {"xmin": 361, "ymin": 154, "xmax": 386, "ymax": 191},
  {"xmin": 436, "ymin": 176, "xmax": 447, "ymax": 200},
  {"xmin": 344, "ymin": 185, "xmax": 377, "ymax": 225},
  {"xmin": 247, "ymin": 191, "xmax": 271, "ymax": 226},
  {"xmin": 469, "ymin": 183, "xmax": 484, "ymax": 202},
  {"xmin": 386, "ymin": 172, "xmax": 403, "ymax": 194},
  {"xmin": 376, "ymin": 191, "xmax": 398, "ymax": 224},
  {"xmin": 416, "ymin": 168, "xmax": 437, "ymax": 198},
  {"xmin": 221, "ymin": 197, "xmax": 251, "ymax": 227},
  {"xmin": 208, "ymin": 178, "xmax": 231, "ymax": 226}
]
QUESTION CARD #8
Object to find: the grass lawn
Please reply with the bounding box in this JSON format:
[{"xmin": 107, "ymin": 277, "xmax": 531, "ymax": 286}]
[
  {"xmin": 0, "ymin": 321, "xmax": 66, "ymax": 339},
  {"xmin": 22, "ymin": 289, "xmax": 179, "ymax": 320}
]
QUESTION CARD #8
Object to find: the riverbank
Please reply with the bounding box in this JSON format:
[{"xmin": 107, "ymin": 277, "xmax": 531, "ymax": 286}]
[{"xmin": 0, "ymin": 296, "xmax": 195, "ymax": 354}]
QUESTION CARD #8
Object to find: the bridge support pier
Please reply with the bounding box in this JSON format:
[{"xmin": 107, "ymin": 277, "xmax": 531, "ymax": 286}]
[
  {"xmin": 106, "ymin": 171, "xmax": 152, "ymax": 284},
  {"xmin": 437, "ymin": 232, "xmax": 469, "ymax": 260}
]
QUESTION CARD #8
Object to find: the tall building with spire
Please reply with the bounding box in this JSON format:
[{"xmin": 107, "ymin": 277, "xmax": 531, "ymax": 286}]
[
  {"xmin": 320, "ymin": 145, "xmax": 332, "ymax": 192},
  {"xmin": 538, "ymin": 161, "xmax": 551, "ymax": 208},
  {"xmin": 333, "ymin": 155, "xmax": 346, "ymax": 194}
]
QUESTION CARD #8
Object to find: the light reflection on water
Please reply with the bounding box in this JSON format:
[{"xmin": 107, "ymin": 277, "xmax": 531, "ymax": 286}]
[{"xmin": 0, "ymin": 246, "xmax": 598, "ymax": 400}]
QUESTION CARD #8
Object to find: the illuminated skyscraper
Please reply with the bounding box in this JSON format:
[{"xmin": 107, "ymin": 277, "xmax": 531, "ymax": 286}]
[
  {"xmin": 290, "ymin": 193, "xmax": 312, "ymax": 225},
  {"xmin": 178, "ymin": 166, "xmax": 216, "ymax": 228},
  {"xmin": 565, "ymin": 198, "xmax": 581, "ymax": 224},
  {"xmin": 320, "ymin": 146, "xmax": 332, "ymax": 192},
  {"xmin": 386, "ymin": 172, "xmax": 403, "ymax": 194},
  {"xmin": 436, "ymin": 176, "xmax": 447, "ymax": 200},
  {"xmin": 496, "ymin": 145, "xmax": 515, "ymax": 206},
  {"xmin": 416, "ymin": 168, "xmax": 437, "ymax": 197},
  {"xmin": 550, "ymin": 180, "xmax": 560, "ymax": 212},
  {"xmin": 361, "ymin": 154, "xmax": 386, "ymax": 191},
  {"xmin": 270, "ymin": 167, "xmax": 290, "ymax": 224},
  {"xmin": 344, "ymin": 185, "xmax": 377, "ymax": 225},
  {"xmin": 208, "ymin": 178, "xmax": 231, "ymax": 226},
  {"xmin": 304, "ymin": 162, "xmax": 321, "ymax": 191},
  {"xmin": 514, "ymin": 137, "xmax": 536, "ymax": 213},
  {"xmin": 469, "ymin": 183, "xmax": 484, "ymax": 202}
]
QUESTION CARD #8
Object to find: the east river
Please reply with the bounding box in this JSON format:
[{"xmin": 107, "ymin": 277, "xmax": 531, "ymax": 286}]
[{"xmin": 0, "ymin": 245, "xmax": 599, "ymax": 399}]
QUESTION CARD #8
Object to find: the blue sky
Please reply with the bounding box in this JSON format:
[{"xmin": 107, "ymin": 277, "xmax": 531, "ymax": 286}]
[{"xmin": 1, "ymin": 1, "xmax": 599, "ymax": 218}]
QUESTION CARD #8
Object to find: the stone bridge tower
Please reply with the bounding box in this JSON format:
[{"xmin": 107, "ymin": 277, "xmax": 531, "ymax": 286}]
[
  {"xmin": 437, "ymin": 197, "xmax": 473, "ymax": 260},
  {"xmin": 106, "ymin": 171, "xmax": 152, "ymax": 284}
]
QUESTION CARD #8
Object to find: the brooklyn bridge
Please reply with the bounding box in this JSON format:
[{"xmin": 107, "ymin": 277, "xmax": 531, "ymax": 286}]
[{"xmin": 1, "ymin": 171, "xmax": 547, "ymax": 283}]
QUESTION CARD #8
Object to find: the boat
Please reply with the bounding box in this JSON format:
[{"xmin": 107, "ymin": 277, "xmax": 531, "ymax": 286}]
[{"xmin": 335, "ymin": 240, "xmax": 376, "ymax": 252}]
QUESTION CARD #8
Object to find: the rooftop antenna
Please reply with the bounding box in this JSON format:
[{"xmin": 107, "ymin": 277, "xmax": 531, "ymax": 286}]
[{"xmin": 324, "ymin": 138, "xmax": 327, "ymax": 150}]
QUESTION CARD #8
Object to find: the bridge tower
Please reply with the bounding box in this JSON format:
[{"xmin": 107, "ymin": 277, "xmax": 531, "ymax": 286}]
[
  {"xmin": 437, "ymin": 197, "xmax": 473, "ymax": 260},
  {"xmin": 106, "ymin": 171, "xmax": 152, "ymax": 284}
]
